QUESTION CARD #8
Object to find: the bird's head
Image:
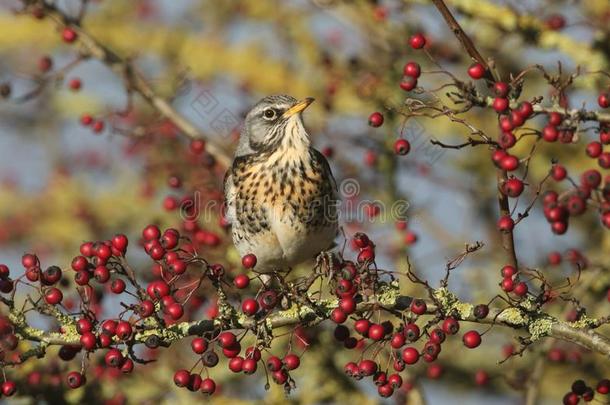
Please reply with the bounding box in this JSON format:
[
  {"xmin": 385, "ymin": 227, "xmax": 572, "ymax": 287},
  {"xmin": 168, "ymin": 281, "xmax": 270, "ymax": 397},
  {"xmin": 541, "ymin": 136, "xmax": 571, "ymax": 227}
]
[{"xmin": 236, "ymin": 95, "xmax": 314, "ymax": 157}]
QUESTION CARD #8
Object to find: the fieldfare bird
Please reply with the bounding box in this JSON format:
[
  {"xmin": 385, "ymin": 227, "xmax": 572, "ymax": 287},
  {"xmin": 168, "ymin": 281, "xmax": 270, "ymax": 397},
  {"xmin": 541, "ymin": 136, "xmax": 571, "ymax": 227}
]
[{"xmin": 224, "ymin": 95, "xmax": 339, "ymax": 272}]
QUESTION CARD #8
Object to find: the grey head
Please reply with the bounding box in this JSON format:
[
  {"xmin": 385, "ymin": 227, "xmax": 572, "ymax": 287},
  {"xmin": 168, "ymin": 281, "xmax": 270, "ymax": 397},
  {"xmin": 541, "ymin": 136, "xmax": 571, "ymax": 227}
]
[{"xmin": 235, "ymin": 94, "xmax": 315, "ymax": 157}]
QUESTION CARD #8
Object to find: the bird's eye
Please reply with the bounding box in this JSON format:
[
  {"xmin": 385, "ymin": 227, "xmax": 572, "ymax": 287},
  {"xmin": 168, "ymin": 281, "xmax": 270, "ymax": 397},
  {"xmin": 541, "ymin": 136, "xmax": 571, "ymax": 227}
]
[{"xmin": 263, "ymin": 108, "xmax": 277, "ymax": 120}]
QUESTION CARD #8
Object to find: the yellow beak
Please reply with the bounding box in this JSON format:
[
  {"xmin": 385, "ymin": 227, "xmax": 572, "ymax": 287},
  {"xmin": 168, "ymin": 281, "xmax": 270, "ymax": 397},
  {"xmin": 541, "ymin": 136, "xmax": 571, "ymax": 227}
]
[{"xmin": 282, "ymin": 97, "xmax": 315, "ymax": 118}]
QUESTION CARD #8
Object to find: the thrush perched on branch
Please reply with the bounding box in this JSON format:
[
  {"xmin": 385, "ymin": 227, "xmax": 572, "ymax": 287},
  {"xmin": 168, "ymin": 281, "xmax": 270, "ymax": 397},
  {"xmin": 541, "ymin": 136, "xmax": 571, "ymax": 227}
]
[{"xmin": 224, "ymin": 95, "xmax": 339, "ymax": 272}]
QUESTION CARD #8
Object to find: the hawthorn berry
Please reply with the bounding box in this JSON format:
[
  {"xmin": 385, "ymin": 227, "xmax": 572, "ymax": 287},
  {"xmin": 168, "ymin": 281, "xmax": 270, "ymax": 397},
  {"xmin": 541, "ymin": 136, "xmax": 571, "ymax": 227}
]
[
  {"xmin": 408, "ymin": 33, "xmax": 426, "ymax": 49},
  {"xmin": 599, "ymin": 93, "xmax": 610, "ymax": 108},
  {"xmin": 331, "ymin": 308, "xmax": 347, "ymax": 324},
  {"xmin": 44, "ymin": 287, "xmax": 63, "ymax": 305},
  {"xmin": 467, "ymin": 63, "xmax": 486, "ymax": 79},
  {"xmin": 399, "ymin": 76, "xmax": 417, "ymax": 91},
  {"xmin": 242, "ymin": 298, "xmax": 259, "ymax": 316},
  {"xmin": 115, "ymin": 321, "xmax": 132, "ymax": 340},
  {"xmin": 174, "ymin": 369, "xmax": 190, "ymax": 387},
  {"xmin": 492, "ymin": 97, "xmax": 509, "ymax": 113},
  {"xmin": 241, "ymin": 253, "xmax": 257, "ymax": 269},
  {"xmin": 401, "ymin": 347, "xmax": 419, "ymax": 364},
  {"xmin": 66, "ymin": 371, "xmax": 85, "ymax": 389},
  {"xmin": 1, "ymin": 381, "xmax": 16, "ymax": 396},
  {"xmin": 358, "ymin": 359, "xmax": 378, "ymax": 376},
  {"xmin": 542, "ymin": 125, "xmax": 559, "ymax": 142},
  {"xmin": 105, "ymin": 348, "xmax": 124, "ymax": 368},
  {"xmin": 394, "ymin": 139, "xmax": 411, "ymax": 155},
  {"xmin": 497, "ymin": 215, "xmax": 515, "ymax": 232},
  {"xmin": 368, "ymin": 324, "xmax": 386, "ymax": 341},
  {"xmin": 283, "ymin": 353, "xmax": 300, "ymax": 370},
  {"xmin": 267, "ymin": 356, "xmax": 282, "ymax": 372},
  {"xmin": 410, "ymin": 298, "xmax": 427, "ymax": 315},
  {"xmin": 462, "ymin": 330, "xmax": 482, "ymax": 348},
  {"xmin": 441, "ymin": 317, "xmax": 460, "ymax": 335},
  {"xmin": 233, "ymin": 274, "xmax": 250, "ymax": 289},
  {"xmin": 403, "ymin": 62, "xmax": 421, "ymax": 78},
  {"xmin": 502, "ymin": 178, "xmax": 524, "ymax": 197},
  {"xmin": 62, "ymin": 27, "xmax": 77, "ymax": 43},
  {"xmin": 368, "ymin": 112, "xmax": 384, "ymax": 127},
  {"xmin": 201, "ymin": 378, "xmax": 216, "ymax": 395}
]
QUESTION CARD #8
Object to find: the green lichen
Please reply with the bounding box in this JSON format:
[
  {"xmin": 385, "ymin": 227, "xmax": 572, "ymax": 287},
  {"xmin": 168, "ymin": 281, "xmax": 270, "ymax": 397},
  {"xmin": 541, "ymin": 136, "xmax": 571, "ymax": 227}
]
[
  {"xmin": 567, "ymin": 315, "xmax": 598, "ymax": 329},
  {"xmin": 528, "ymin": 316, "xmax": 555, "ymax": 341},
  {"xmin": 433, "ymin": 287, "xmax": 473, "ymax": 318},
  {"xmin": 377, "ymin": 280, "xmax": 400, "ymax": 305},
  {"xmin": 499, "ymin": 307, "xmax": 527, "ymax": 326}
]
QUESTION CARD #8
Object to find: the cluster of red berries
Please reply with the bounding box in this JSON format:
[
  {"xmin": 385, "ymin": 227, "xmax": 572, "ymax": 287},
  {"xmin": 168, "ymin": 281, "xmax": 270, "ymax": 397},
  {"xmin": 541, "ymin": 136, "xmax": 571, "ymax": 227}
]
[
  {"xmin": 80, "ymin": 114, "xmax": 105, "ymax": 134},
  {"xmin": 562, "ymin": 379, "xmax": 610, "ymax": 404},
  {"xmin": 0, "ymin": 317, "xmax": 18, "ymax": 396},
  {"xmin": 498, "ymin": 264, "xmax": 528, "ymax": 297},
  {"xmin": 395, "ymin": 220, "xmax": 418, "ymax": 246},
  {"xmin": 173, "ymin": 330, "xmax": 302, "ymax": 396},
  {"xmin": 329, "ymin": 234, "xmax": 489, "ymax": 398}
]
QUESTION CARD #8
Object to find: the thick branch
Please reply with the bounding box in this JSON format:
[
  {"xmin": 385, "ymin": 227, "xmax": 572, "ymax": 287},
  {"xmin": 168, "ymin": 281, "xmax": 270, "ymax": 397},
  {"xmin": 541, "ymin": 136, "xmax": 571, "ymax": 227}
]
[{"xmin": 11, "ymin": 289, "xmax": 610, "ymax": 359}]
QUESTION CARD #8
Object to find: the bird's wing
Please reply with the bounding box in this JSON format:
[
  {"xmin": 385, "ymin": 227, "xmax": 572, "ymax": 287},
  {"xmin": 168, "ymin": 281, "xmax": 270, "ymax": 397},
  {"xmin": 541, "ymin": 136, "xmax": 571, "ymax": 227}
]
[
  {"xmin": 312, "ymin": 148, "xmax": 338, "ymax": 193},
  {"xmin": 223, "ymin": 167, "xmax": 236, "ymax": 226}
]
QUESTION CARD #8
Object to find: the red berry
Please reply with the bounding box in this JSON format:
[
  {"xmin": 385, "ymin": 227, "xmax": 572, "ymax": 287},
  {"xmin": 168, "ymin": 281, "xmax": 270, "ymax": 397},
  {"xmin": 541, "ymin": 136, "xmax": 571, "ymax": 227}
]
[
  {"xmin": 497, "ymin": 215, "xmax": 514, "ymax": 232},
  {"xmin": 501, "ymin": 265, "xmax": 517, "ymax": 278},
  {"xmin": 201, "ymin": 378, "xmax": 216, "ymax": 395},
  {"xmin": 241, "ymin": 253, "xmax": 257, "ymax": 269},
  {"xmin": 598, "ymin": 93, "xmax": 610, "ymax": 108},
  {"xmin": 62, "ymin": 27, "xmax": 77, "ymax": 43},
  {"xmin": 368, "ymin": 112, "xmax": 384, "ymax": 127},
  {"xmin": 1, "ymin": 380, "xmax": 16, "ymax": 396},
  {"xmin": 80, "ymin": 332, "xmax": 97, "ymax": 351},
  {"xmin": 586, "ymin": 141, "xmax": 603, "ymax": 158},
  {"xmin": 441, "ymin": 317, "xmax": 460, "ymax": 335},
  {"xmin": 492, "ymin": 97, "xmax": 509, "ymax": 113},
  {"xmin": 44, "ymin": 287, "xmax": 63, "ymax": 305},
  {"xmin": 105, "ymin": 348, "xmax": 124, "ymax": 368},
  {"xmin": 66, "ymin": 371, "xmax": 86, "ymax": 389},
  {"xmin": 401, "ymin": 347, "xmax": 419, "ymax": 364},
  {"xmin": 410, "ymin": 298, "xmax": 427, "ymax": 315},
  {"xmin": 403, "ymin": 62, "xmax": 421, "ymax": 78},
  {"xmin": 493, "ymin": 82, "xmax": 509, "ymax": 97},
  {"xmin": 551, "ymin": 164, "xmax": 567, "ymax": 181},
  {"xmin": 513, "ymin": 281, "xmax": 528, "ymax": 297},
  {"xmin": 548, "ymin": 112, "xmax": 563, "ymax": 126},
  {"xmin": 500, "ymin": 154, "xmax": 519, "ymax": 171},
  {"xmin": 283, "ymin": 353, "xmax": 300, "ymax": 370},
  {"xmin": 174, "ymin": 369, "xmax": 190, "ymax": 387},
  {"xmin": 408, "ymin": 33, "xmax": 426, "ymax": 49},
  {"xmin": 22, "ymin": 253, "xmax": 39, "ymax": 269},
  {"xmin": 142, "ymin": 224, "xmax": 160, "ymax": 241},
  {"xmin": 358, "ymin": 359, "xmax": 378, "ymax": 376},
  {"xmin": 190, "ymin": 139, "xmax": 205, "ymax": 154},
  {"xmin": 115, "ymin": 321, "xmax": 133, "ymax": 340},
  {"xmin": 242, "ymin": 298, "xmax": 259, "ymax": 316},
  {"xmin": 354, "ymin": 319, "xmax": 371, "ymax": 335},
  {"xmin": 394, "ymin": 139, "xmax": 411, "ymax": 155},
  {"xmin": 331, "ymin": 308, "xmax": 347, "ymax": 324},
  {"xmin": 502, "ymin": 178, "xmax": 524, "ymax": 197},
  {"xmin": 218, "ymin": 331, "xmax": 236, "ymax": 349},
  {"xmin": 467, "ymin": 63, "xmax": 486, "ymax": 79},
  {"xmin": 462, "ymin": 330, "xmax": 482, "ymax": 348},
  {"xmin": 166, "ymin": 303, "xmax": 184, "ymax": 320},
  {"xmin": 68, "ymin": 78, "xmax": 81, "ymax": 91},
  {"xmin": 518, "ymin": 101, "xmax": 534, "ymax": 118},
  {"xmin": 233, "ymin": 274, "xmax": 250, "ymax": 289},
  {"xmin": 191, "ymin": 337, "xmax": 208, "ymax": 354},
  {"xmin": 368, "ymin": 324, "xmax": 386, "ymax": 341},
  {"xmin": 399, "ymin": 76, "xmax": 417, "ymax": 91},
  {"xmin": 475, "ymin": 370, "xmax": 489, "ymax": 386},
  {"xmin": 38, "ymin": 56, "xmax": 53, "ymax": 72},
  {"xmin": 542, "ymin": 125, "xmax": 559, "ymax": 142}
]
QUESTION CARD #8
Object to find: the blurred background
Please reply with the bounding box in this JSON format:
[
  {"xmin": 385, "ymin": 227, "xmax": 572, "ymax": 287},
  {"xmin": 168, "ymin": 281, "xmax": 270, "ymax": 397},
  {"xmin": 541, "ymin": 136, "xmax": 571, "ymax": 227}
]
[{"xmin": 0, "ymin": 0, "xmax": 609, "ymax": 403}]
